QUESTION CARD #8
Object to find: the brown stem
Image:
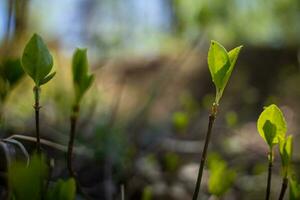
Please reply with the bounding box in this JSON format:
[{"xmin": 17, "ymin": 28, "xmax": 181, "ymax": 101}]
[
  {"xmin": 278, "ymin": 177, "xmax": 288, "ymax": 200},
  {"xmin": 192, "ymin": 104, "xmax": 217, "ymax": 200},
  {"xmin": 265, "ymin": 150, "xmax": 273, "ymax": 200},
  {"xmin": 33, "ymin": 86, "xmax": 41, "ymax": 153},
  {"xmin": 67, "ymin": 104, "xmax": 79, "ymax": 177},
  {"xmin": 67, "ymin": 105, "xmax": 91, "ymax": 200}
]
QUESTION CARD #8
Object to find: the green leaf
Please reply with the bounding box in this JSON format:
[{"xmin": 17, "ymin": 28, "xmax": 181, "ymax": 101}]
[
  {"xmin": 207, "ymin": 153, "xmax": 236, "ymax": 197},
  {"xmin": 21, "ymin": 33, "xmax": 54, "ymax": 86},
  {"xmin": 72, "ymin": 48, "xmax": 94, "ymax": 104},
  {"xmin": 279, "ymin": 135, "xmax": 293, "ymax": 174},
  {"xmin": 46, "ymin": 178, "xmax": 76, "ymax": 200},
  {"xmin": 8, "ymin": 153, "xmax": 48, "ymax": 200},
  {"xmin": 257, "ymin": 104, "xmax": 287, "ymax": 148},
  {"xmin": 290, "ymin": 176, "xmax": 300, "ymax": 200},
  {"xmin": 207, "ymin": 40, "xmax": 242, "ymax": 104}
]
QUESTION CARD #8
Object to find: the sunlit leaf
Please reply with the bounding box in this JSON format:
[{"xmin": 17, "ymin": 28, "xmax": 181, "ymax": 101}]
[
  {"xmin": 257, "ymin": 104, "xmax": 287, "ymax": 148},
  {"xmin": 21, "ymin": 34, "xmax": 55, "ymax": 86},
  {"xmin": 207, "ymin": 40, "xmax": 242, "ymax": 104}
]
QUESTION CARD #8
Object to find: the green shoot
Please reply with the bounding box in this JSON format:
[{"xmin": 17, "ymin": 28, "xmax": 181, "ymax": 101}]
[
  {"xmin": 67, "ymin": 48, "xmax": 94, "ymax": 199},
  {"xmin": 278, "ymin": 135, "xmax": 293, "ymax": 200},
  {"xmin": 257, "ymin": 104, "xmax": 287, "ymax": 200},
  {"xmin": 21, "ymin": 33, "xmax": 56, "ymax": 153},
  {"xmin": 207, "ymin": 40, "xmax": 242, "ymax": 105},
  {"xmin": 192, "ymin": 41, "xmax": 242, "ymax": 200}
]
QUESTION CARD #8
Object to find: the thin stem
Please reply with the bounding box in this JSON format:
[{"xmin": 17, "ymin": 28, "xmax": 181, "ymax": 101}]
[
  {"xmin": 67, "ymin": 104, "xmax": 79, "ymax": 177},
  {"xmin": 33, "ymin": 86, "xmax": 41, "ymax": 153},
  {"xmin": 265, "ymin": 150, "xmax": 273, "ymax": 200},
  {"xmin": 192, "ymin": 104, "xmax": 218, "ymax": 200},
  {"xmin": 278, "ymin": 177, "xmax": 288, "ymax": 200},
  {"xmin": 67, "ymin": 105, "xmax": 91, "ymax": 200}
]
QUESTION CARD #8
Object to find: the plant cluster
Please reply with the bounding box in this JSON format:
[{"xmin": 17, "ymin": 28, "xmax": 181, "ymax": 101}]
[
  {"xmin": 0, "ymin": 34, "xmax": 300, "ymax": 200},
  {"xmin": 3, "ymin": 33, "xmax": 94, "ymax": 199}
]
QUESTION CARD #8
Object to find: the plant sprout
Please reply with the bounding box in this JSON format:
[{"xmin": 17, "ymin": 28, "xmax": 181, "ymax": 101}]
[
  {"xmin": 257, "ymin": 104, "xmax": 287, "ymax": 200},
  {"xmin": 278, "ymin": 135, "xmax": 293, "ymax": 200},
  {"xmin": 192, "ymin": 40, "xmax": 242, "ymax": 200},
  {"xmin": 67, "ymin": 48, "xmax": 94, "ymax": 198},
  {"xmin": 21, "ymin": 33, "xmax": 56, "ymax": 153}
]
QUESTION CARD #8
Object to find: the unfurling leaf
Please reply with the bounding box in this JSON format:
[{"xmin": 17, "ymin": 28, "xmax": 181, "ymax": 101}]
[
  {"xmin": 21, "ymin": 34, "xmax": 55, "ymax": 86},
  {"xmin": 257, "ymin": 104, "xmax": 287, "ymax": 148},
  {"xmin": 279, "ymin": 135, "xmax": 293, "ymax": 176},
  {"xmin": 208, "ymin": 40, "xmax": 242, "ymax": 104},
  {"xmin": 72, "ymin": 48, "xmax": 94, "ymax": 104}
]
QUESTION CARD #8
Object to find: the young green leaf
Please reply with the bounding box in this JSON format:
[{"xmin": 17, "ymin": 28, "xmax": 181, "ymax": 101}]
[
  {"xmin": 21, "ymin": 33, "xmax": 55, "ymax": 86},
  {"xmin": 279, "ymin": 135, "xmax": 293, "ymax": 175},
  {"xmin": 207, "ymin": 40, "xmax": 242, "ymax": 104},
  {"xmin": 72, "ymin": 48, "xmax": 94, "ymax": 104},
  {"xmin": 257, "ymin": 104, "xmax": 287, "ymax": 148},
  {"xmin": 207, "ymin": 153, "xmax": 236, "ymax": 197},
  {"xmin": 289, "ymin": 176, "xmax": 300, "ymax": 200},
  {"xmin": 46, "ymin": 178, "xmax": 76, "ymax": 200}
]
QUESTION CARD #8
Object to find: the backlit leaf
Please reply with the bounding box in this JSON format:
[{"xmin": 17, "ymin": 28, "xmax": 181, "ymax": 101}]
[
  {"xmin": 207, "ymin": 40, "xmax": 242, "ymax": 104},
  {"xmin": 257, "ymin": 104, "xmax": 287, "ymax": 148}
]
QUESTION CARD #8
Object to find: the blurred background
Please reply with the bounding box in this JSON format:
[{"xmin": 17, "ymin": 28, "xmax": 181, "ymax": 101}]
[{"xmin": 0, "ymin": 0, "xmax": 300, "ymax": 199}]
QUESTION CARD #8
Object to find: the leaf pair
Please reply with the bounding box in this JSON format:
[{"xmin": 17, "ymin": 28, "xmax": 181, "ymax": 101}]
[
  {"xmin": 257, "ymin": 104, "xmax": 287, "ymax": 149},
  {"xmin": 207, "ymin": 153, "xmax": 236, "ymax": 197},
  {"xmin": 72, "ymin": 48, "xmax": 94, "ymax": 104},
  {"xmin": 21, "ymin": 34, "xmax": 56, "ymax": 86},
  {"xmin": 208, "ymin": 40, "xmax": 242, "ymax": 104}
]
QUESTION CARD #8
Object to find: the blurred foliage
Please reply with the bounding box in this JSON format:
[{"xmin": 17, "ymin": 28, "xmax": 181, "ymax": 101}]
[
  {"xmin": 163, "ymin": 152, "xmax": 180, "ymax": 173},
  {"xmin": 9, "ymin": 154, "xmax": 48, "ymax": 200},
  {"xmin": 207, "ymin": 153, "xmax": 236, "ymax": 197},
  {"xmin": 225, "ymin": 111, "xmax": 238, "ymax": 128},
  {"xmin": 173, "ymin": 0, "xmax": 300, "ymax": 45},
  {"xmin": 0, "ymin": 58, "xmax": 24, "ymax": 101},
  {"xmin": 290, "ymin": 175, "xmax": 300, "ymax": 200},
  {"xmin": 8, "ymin": 153, "xmax": 76, "ymax": 200},
  {"xmin": 172, "ymin": 111, "xmax": 189, "ymax": 133},
  {"xmin": 46, "ymin": 179, "xmax": 76, "ymax": 200},
  {"xmin": 141, "ymin": 186, "xmax": 153, "ymax": 200}
]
